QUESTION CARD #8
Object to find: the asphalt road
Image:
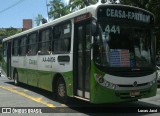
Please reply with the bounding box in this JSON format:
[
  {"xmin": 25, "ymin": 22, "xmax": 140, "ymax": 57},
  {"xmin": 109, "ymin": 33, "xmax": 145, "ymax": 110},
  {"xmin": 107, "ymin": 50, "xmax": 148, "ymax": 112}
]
[{"xmin": 0, "ymin": 72, "xmax": 160, "ymax": 116}]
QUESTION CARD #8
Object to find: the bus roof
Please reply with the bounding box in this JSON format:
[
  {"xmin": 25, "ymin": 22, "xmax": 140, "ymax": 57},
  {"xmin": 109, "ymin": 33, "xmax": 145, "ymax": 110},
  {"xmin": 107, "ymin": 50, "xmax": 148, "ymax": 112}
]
[{"xmin": 3, "ymin": 3, "xmax": 154, "ymax": 42}]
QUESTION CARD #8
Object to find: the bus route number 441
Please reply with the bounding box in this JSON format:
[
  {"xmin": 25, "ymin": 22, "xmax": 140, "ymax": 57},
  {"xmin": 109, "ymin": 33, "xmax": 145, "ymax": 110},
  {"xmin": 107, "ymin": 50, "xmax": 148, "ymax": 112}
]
[{"xmin": 105, "ymin": 25, "xmax": 120, "ymax": 34}]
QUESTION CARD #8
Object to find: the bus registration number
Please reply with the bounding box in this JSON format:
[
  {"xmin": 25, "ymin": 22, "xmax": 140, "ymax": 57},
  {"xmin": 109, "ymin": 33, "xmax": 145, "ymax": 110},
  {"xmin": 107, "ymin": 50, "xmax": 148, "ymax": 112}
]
[{"xmin": 130, "ymin": 91, "xmax": 140, "ymax": 97}]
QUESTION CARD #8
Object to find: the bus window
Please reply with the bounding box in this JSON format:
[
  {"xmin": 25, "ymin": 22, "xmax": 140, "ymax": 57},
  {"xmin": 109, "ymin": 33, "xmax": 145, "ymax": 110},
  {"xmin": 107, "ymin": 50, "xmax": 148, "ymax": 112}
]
[
  {"xmin": 12, "ymin": 38, "xmax": 19, "ymax": 56},
  {"xmin": 53, "ymin": 22, "xmax": 71, "ymax": 53},
  {"xmin": 38, "ymin": 28, "xmax": 52, "ymax": 55},
  {"xmin": 94, "ymin": 23, "xmax": 153, "ymax": 68},
  {"xmin": 19, "ymin": 36, "xmax": 27, "ymax": 56},
  {"xmin": 3, "ymin": 42, "xmax": 7, "ymax": 57},
  {"xmin": 28, "ymin": 33, "xmax": 38, "ymax": 55}
]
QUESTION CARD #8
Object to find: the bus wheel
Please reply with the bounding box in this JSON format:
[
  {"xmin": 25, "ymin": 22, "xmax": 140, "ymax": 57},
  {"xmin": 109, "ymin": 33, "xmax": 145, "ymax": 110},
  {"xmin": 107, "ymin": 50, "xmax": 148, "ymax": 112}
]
[
  {"xmin": 14, "ymin": 71, "xmax": 19, "ymax": 85},
  {"xmin": 56, "ymin": 78, "xmax": 68, "ymax": 103}
]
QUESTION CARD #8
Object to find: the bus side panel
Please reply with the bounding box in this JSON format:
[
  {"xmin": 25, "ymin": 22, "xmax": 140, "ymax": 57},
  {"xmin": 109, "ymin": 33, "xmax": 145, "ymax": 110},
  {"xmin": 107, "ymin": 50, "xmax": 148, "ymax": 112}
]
[
  {"xmin": 37, "ymin": 70, "xmax": 53, "ymax": 92},
  {"xmin": 17, "ymin": 68, "xmax": 28, "ymax": 84},
  {"xmin": 61, "ymin": 71, "xmax": 73, "ymax": 97},
  {"xmin": 12, "ymin": 56, "xmax": 27, "ymax": 83},
  {"xmin": 16, "ymin": 67, "xmax": 53, "ymax": 91},
  {"xmin": 37, "ymin": 71, "xmax": 73, "ymax": 95},
  {"xmin": 1, "ymin": 57, "xmax": 7, "ymax": 76},
  {"xmin": 26, "ymin": 69, "xmax": 38, "ymax": 86},
  {"xmin": 27, "ymin": 56, "xmax": 38, "ymax": 87},
  {"xmin": 36, "ymin": 55, "xmax": 53, "ymax": 91},
  {"xmin": 12, "ymin": 56, "xmax": 19, "ymax": 79},
  {"xmin": 16, "ymin": 56, "xmax": 28, "ymax": 83},
  {"xmin": 28, "ymin": 70, "xmax": 74, "ymax": 95}
]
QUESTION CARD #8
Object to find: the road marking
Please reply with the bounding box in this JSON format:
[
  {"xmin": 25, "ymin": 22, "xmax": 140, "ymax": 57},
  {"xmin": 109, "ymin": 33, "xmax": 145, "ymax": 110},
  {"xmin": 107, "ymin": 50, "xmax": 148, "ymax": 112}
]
[
  {"xmin": 61, "ymin": 104, "xmax": 67, "ymax": 107},
  {"xmin": 0, "ymin": 86, "xmax": 56, "ymax": 108}
]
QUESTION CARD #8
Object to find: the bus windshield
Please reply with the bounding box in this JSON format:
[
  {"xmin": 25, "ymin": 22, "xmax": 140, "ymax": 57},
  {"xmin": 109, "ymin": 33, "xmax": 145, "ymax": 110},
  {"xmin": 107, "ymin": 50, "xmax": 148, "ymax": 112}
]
[{"xmin": 94, "ymin": 23, "xmax": 155, "ymax": 68}]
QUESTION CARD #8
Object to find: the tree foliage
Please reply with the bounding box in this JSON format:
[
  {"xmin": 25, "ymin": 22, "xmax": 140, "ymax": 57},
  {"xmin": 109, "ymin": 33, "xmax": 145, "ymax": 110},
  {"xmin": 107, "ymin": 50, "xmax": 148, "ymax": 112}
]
[
  {"xmin": 35, "ymin": 14, "xmax": 44, "ymax": 26},
  {"xmin": 0, "ymin": 27, "xmax": 21, "ymax": 45},
  {"xmin": 0, "ymin": 27, "xmax": 21, "ymax": 39},
  {"xmin": 69, "ymin": 0, "xmax": 85, "ymax": 12},
  {"xmin": 48, "ymin": 0, "xmax": 71, "ymax": 19},
  {"xmin": 48, "ymin": 0, "xmax": 89, "ymax": 19}
]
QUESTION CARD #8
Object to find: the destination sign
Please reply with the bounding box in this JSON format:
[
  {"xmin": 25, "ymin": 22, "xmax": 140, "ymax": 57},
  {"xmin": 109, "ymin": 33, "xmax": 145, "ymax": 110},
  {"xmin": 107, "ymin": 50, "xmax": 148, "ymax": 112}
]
[
  {"xmin": 97, "ymin": 6, "xmax": 154, "ymax": 24},
  {"xmin": 106, "ymin": 9, "xmax": 150, "ymax": 23}
]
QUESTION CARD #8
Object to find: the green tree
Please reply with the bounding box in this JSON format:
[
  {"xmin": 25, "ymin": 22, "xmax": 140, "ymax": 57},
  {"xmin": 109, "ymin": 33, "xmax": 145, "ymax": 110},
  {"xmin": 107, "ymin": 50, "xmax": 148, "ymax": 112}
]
[
  {"xmin": 35, "ymin": 14, "xmax": 43, "ymax": 26},
  {"xmin": 69, "ymin": 0, "xmax": 97, "ymax": 12},
  {"xmin": 0, "ymin": 27, "xmax": 21, "ymax": 44},
  {"xmin": 48, "ymin": 0, "xmax": 91, "ymax": 19},
  {"xmin": 69, "ymin": 0, "xmax": 85, "ymax": 12},
  {"xmin": 49, "ymin": 0, "xmax": 70, "ymax": 19},
  {"xmin": 5, "ymin": 27, "xmax": 21, "ymax": 37},
  {"xmin": 0, "ymin": 27, "xmax": 21, "ymax": 38}
]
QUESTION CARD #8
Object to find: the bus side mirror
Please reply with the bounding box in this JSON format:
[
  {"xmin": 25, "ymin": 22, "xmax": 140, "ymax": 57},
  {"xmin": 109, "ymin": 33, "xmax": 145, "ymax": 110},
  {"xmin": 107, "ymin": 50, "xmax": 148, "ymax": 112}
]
[{"xmin": 91, "ymin": 20, "xmax": 98, "ymax": 36}]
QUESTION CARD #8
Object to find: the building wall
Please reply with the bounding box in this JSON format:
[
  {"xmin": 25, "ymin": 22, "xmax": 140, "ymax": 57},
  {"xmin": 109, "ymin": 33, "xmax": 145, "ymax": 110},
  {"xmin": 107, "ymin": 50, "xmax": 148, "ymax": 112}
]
[{"xmin": 23, "ymin": 19, "xmax": 32, "ymax": 31}]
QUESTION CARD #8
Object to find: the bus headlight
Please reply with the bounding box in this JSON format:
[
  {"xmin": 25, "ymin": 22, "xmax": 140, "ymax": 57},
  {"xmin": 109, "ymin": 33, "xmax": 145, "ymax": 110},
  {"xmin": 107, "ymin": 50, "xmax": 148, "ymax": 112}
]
[
  {"xmin": 95, "ymin": 73, "xmax": 117, "ymax": 89},
  {"xmin": 98, "ymin": 77, "xmax": 104, "ymax": 83},
  {"xmin": 105, "ymin": 82, "xmax": 116, "ymax": 89},
  {"xmin": 110, "ymin": 83, "xmax": 116, "ymax": 89},
  {"xmin": 105, "ymin": 81, "xmax": 110, "ymax": 87}
]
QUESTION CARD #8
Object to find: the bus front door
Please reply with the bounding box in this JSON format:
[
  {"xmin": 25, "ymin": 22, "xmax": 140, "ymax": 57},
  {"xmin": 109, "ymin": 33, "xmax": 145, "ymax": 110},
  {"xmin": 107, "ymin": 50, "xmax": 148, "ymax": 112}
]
[
  {"xmin": 7, "ymin": 42, "xmax": 12, "ymax": 79},
  {"xmin": 74, "ymin": 22, "xmax": 91, "ymax": 99}
]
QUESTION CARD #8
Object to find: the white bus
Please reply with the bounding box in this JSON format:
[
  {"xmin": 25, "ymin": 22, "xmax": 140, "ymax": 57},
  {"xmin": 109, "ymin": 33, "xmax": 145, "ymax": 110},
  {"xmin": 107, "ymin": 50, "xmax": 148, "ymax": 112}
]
[{"xmin": 2, "ymin": 2, "xmax": 157, "ymax": 103}]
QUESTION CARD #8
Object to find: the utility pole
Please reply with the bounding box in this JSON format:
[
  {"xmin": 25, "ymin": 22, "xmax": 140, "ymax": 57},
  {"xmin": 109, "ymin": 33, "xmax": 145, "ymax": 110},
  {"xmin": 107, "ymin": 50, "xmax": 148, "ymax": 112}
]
[{"xmin": 46, "ymin": 0, "xmax": 50, "ymax": 21}]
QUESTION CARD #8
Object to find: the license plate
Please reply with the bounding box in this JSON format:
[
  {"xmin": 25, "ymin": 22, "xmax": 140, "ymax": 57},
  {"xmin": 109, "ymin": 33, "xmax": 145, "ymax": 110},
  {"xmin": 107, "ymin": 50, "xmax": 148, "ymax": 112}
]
[{"xmin": 130, "ymin": 91, "xmax": 140, "ymax": 97}]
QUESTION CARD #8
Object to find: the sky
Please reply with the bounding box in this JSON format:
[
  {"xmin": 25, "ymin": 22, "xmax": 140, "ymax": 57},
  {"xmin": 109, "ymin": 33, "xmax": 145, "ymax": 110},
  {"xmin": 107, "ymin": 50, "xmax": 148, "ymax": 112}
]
[{"xmin": 0, "ymin": 0, "xmax": 69, "ymax": 28}]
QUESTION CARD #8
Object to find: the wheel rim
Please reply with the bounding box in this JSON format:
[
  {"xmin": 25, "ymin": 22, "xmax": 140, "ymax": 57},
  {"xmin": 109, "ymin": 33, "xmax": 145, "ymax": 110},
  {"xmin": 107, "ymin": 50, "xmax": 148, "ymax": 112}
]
[{"xmin": 58, "ymin": 83, "xmax": 65, "ymax": 97}]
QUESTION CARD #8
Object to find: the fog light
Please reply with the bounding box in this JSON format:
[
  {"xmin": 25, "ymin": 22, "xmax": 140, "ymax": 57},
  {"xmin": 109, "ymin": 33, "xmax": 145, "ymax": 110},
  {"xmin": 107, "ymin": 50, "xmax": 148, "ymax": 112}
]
[
  {"xmin": 99, "ymin": 77, "xmax": 104, "ymax": 83},
  {"xmin": 105, "ymin": 81, "xmax": 110, "ymax": 87}
]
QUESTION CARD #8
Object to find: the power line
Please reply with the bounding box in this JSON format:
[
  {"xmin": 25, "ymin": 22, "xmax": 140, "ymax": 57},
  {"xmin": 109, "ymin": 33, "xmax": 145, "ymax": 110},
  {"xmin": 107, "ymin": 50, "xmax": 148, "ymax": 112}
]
[{"xmin": 0, "ymin": 0, "xmax": 25, "ymax": 14}]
